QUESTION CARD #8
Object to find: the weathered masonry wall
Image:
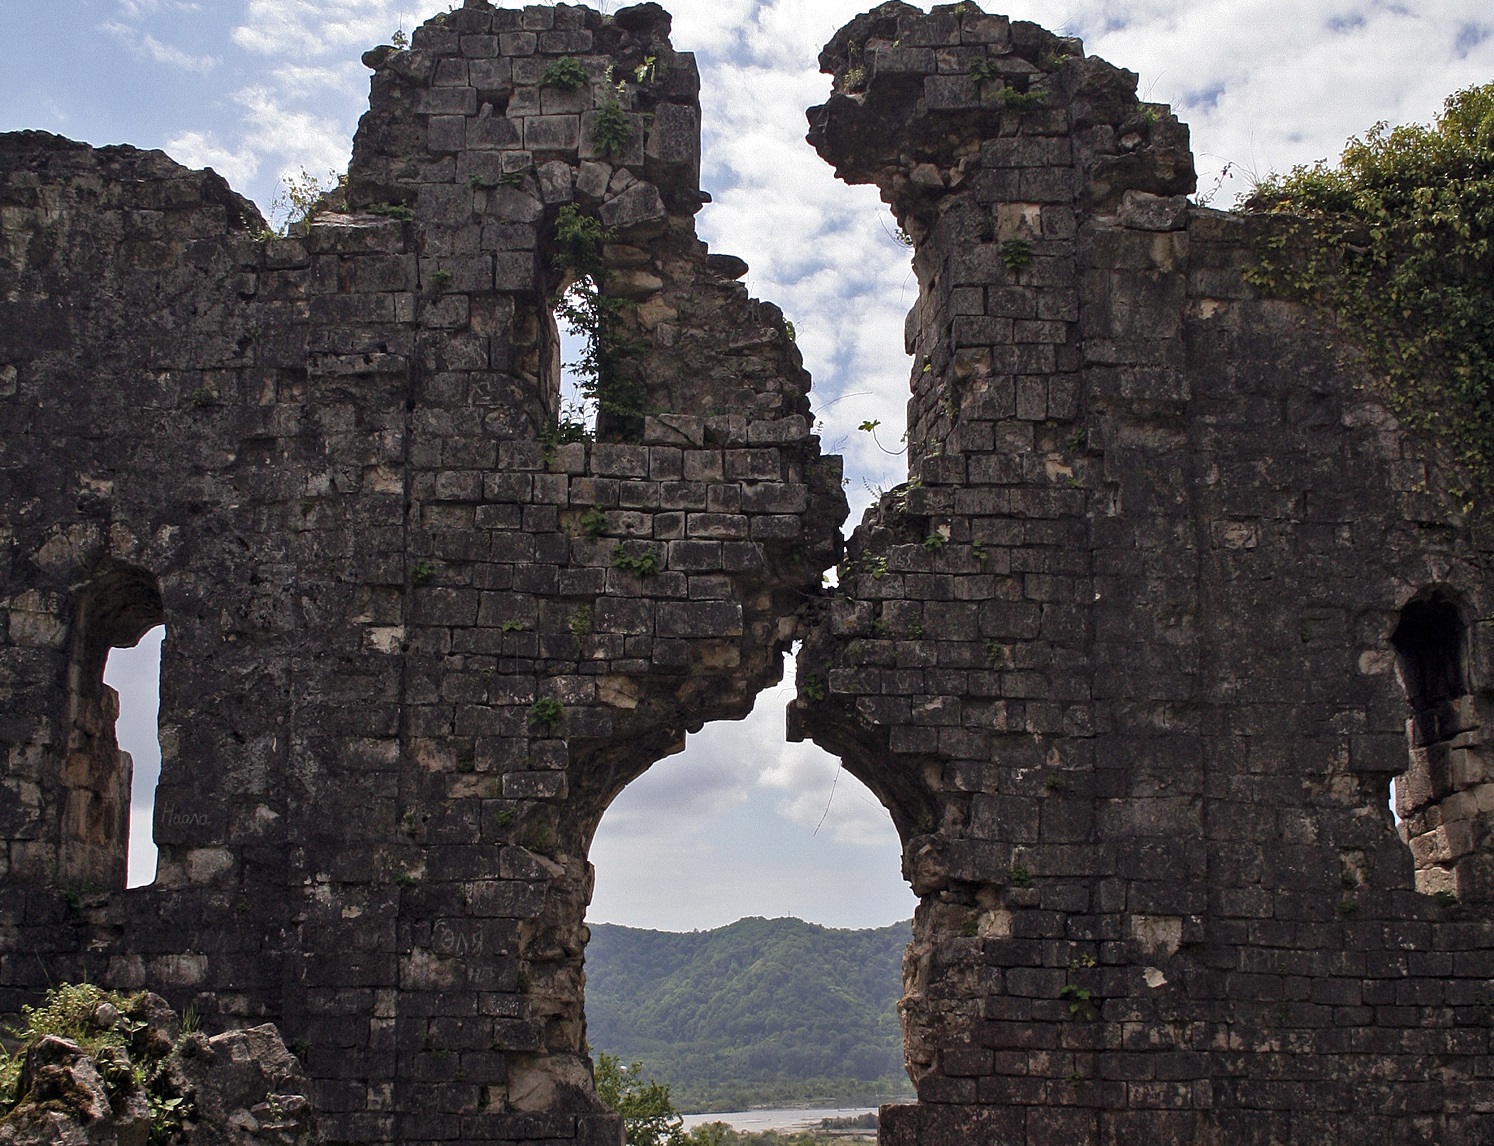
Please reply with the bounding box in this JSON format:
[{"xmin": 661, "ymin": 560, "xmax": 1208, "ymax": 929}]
[
  {"xmin": 2, "ymin": 1, "xmax": 1494, "ymax": 1145},
  {"xmin": 794, "ymin": 4, "xmax": 1494, "ymax": 1144},
  {"xmin": 0, "ymin": 4, "xmax": 842, "ymax": 1144}
]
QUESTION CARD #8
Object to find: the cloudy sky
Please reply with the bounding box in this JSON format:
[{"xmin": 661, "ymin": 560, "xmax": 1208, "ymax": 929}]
[{"xmin": 12, "ymin": 0, "xmax": 1492, "ymax": 926}]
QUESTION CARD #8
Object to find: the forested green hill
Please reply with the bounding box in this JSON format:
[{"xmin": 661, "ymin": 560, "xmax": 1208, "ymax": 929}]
[{"xmin": 584, "ymin": 917, "xmax": 914, "ymax": 1112}]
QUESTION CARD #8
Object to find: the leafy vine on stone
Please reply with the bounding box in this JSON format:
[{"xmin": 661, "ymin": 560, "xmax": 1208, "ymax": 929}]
[
  {"xmin": 1243, "ymin": 82, "xmax": 1494, "ymax": 505},
  {"xmin": 551, "ymin": 205, "xmax": 647, "ymax": 439}
]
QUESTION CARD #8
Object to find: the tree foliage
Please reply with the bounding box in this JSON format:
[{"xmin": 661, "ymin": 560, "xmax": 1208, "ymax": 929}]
[
  {"xmin": 1243, "ymin": 82, "xmax": 1494, "ymax": 503},
  {"xmin": 595, "ymin": 1052, "xmax": 693, "ymax": 1146},
  {"xmin": 269, "ymin": 168, "xmax": 344, "ymax": 235},
  {"xmin": 586, "ymin": 917, "xmax": 912, "ymax": 1112}
]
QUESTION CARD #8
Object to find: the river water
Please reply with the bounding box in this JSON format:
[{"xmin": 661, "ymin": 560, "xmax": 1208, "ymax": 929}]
[{"xmin": 680, "ymin": 1107, "xmax": 878, "ymax": 1133}]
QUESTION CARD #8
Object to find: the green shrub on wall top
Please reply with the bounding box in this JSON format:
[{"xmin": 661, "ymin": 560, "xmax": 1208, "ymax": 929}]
[{"xmin": 1244, "ymin": 83, "xmax": 1494, "ymax": 504}]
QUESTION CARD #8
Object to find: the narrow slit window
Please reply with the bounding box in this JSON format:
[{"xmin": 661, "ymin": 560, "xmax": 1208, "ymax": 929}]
[
  {"xmin": 555, "ymin": 283, "xmax": 599, "ymax": 439},
  {"xmin": 104, "ymin": 624, "xmax": 165, "ymax": 888}
]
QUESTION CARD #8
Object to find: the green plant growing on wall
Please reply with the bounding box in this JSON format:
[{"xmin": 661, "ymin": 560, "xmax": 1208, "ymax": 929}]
[
  {"xmin": 542, "ymin": 56, "xmax": 590, "ymax": 90},
  {"xmin": 569, "ymin": 605, "xmax": 594, "ymax": 637},
  {"xmin": 996, "ymin": 87, "xmax": 1048, "ymax": 113},
  {"xmin": 430, "ymin": 269, "xmax": 453, "ymax": 292},
  {"xmin": 0, "ymin": 983, "xmax": 199, "ymax": 1137},
  {"xmin": 541, "ymin": 416, "xmax": 592, "ymax": 455},
  {"xmin": 1059, "ymin": 983, "xmax": 1098, "ymax": 1020},
  {"xmin": 410, "ymin": 559, "xmax": 437, "ymax": 586},
  {"xmin": 612, "ymin": 543, "xmax": 660, "ymax": 577},
  {"xmin": 801, "ymin": 676, "xmax": 827, "ymax": 702},
  {"xmin": 1058, "ymin": 954, "xmax": 1100, "ymax": 1019},
  {"xmin": 366, "ymin": 202, "xmax": 415, "ymax": 222},
  {"xmin": 592, "ymin": 100, "xmax": 634, "ymax": 158},
  {"xmin": 1243, "ymin": 82, "xmax": 1494, "ymax": 503},
  {"xmin": 555, "ymin": 203, "xmax": 606, "ymax": 277},
  {"xmin": 500, "ymin": 620, "xmax": 525, "ymax": 633},
  {"xmin": 528, "ymin": 697, "xmax": 564, "ymax": 728},
  {"xmin": 969, "ymin": 56, "xmax": 1001, "ymax": 86},
  {"xmin": 1007, "ymin": 862, "xmax": 1033, "ymax": 887},
  {"xmin": 580, "ymin": 507, "xmax": 608, "ymax": 536},
  {"xmin": 999, "ymin": 239, "xmax": 1034, "ymax": 272}
]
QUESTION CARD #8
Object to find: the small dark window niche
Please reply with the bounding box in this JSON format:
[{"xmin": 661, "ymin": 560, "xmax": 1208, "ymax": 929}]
[
  {"xmin": 1387, "ymin": 588, "xmax": 1494, "ymax": 901},
  {"xmin": 1391, "ymin": 592, "xmax": 1470, "ymax": 747}
]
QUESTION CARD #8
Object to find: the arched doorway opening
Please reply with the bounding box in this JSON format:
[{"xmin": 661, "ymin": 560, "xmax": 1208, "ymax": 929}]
[{"xmin": 582, "ymin": 657, "xmax": 916, "ymax": 1122}]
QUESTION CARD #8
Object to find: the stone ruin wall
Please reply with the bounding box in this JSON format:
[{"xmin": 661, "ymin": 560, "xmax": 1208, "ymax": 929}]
[{"xmin": 1, "ymin": 1, "xmax": 1493, "ymax": 1144}]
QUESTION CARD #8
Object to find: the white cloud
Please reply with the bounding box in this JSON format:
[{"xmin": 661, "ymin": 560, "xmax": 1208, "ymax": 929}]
[
  {"xmin": 101, "ymin": 20, "xmax": 218, "ymax": 72},
  {"xmin": 234, "ymin": 84, "xmax": 356, "ymax": 181},
  {"xmin": 165, "ymin": 129, "xmax": 261, "ymax": 185},
  {"xmin": 758, "ymin": 743, "xmax": 901, "ymax": 849},
  {"xmin": 271, "ymin": 61, "xmax": 367, "ymax": 98},
  {"xmin": 231, "ymin": 0, "xmax": 453, "ymax": 57}
]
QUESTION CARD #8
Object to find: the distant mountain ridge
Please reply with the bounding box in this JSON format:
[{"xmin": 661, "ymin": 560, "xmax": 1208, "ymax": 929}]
[{"xmin": 584, "ymin": 916, "xmax": 914, "ymax": 1113}]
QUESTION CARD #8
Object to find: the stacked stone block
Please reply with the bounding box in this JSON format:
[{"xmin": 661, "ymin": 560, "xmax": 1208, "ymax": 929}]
[
  {"xmin": 5, "ymin": 2, "xmax": 1494, "ymax": 1144},
  {"xmin": 0, "ymin": 5, "xmax": 840, "ymax": 1145},
  {"xmin": 799, "ymin": 3, "xmax": 1494, "ymax": 1144}
]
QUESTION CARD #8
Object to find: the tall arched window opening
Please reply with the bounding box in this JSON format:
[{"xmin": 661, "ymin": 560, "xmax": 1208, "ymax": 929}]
[
  {"xmin": 103, "ymin": 624, "xmax": 165, "ymax": 888},
  {"xmin": 546, "ymin": 205, "xmax": 645, "ymax": 444},
  {"xmin": 63, "ymin": 564, "xmax": 164, "ymax": 889}
]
